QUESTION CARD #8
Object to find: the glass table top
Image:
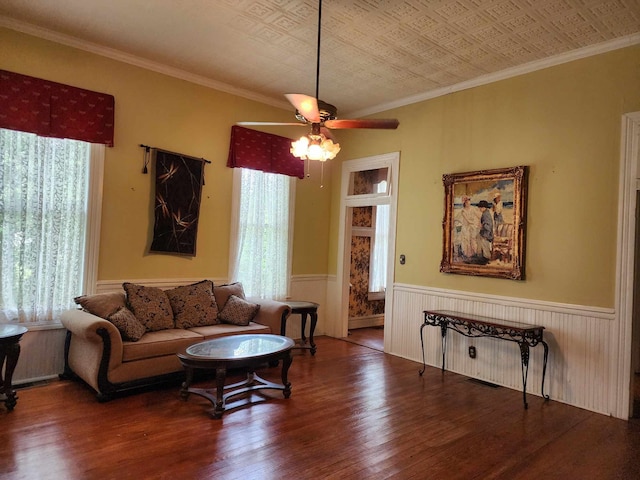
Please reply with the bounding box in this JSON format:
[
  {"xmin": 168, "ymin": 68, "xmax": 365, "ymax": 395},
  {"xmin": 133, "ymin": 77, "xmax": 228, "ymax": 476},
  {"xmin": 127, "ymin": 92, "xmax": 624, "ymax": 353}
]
[
  {"xmin": 0, "ymin": 324, "xmax": 28, "ymax": 338},
  {"xmin": 185, "ymin": 334, "xmax": 295, "ymax": 360}
]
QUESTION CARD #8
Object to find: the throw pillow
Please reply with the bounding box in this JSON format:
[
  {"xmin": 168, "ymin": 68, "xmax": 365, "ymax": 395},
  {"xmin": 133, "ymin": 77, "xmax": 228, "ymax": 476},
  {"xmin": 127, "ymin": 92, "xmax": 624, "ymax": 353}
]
[
  {"xmin": 218, "ymin": 294, "xmax": 260, "ymax": 326},
  {"xmin": 213, "ymin": 282, "xmax": 246, "ymax": 311},
  {"xmin": 123, "ymin": 282, "xmax": 174, "ymax": 332},
  {"xmin": 166, "ymin": 280, "xmax": 219, "ymax": 329},
  {"xmin": 74, "ymin": 292, "xmax": 126, "ymax": 319},
  {"xmin": 108, "ymin": 306, "xmax": 146, "ymax": 342}
]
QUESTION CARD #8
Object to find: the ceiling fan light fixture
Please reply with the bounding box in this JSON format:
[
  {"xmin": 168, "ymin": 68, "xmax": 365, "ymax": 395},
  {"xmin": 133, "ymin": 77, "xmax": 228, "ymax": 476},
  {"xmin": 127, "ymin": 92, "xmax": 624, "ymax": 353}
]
[
  {"xmin": 239, "ymin": 0, "xmax": 396, "ymax": 175},
  {"xmin": 291, "ymin": 133, "xmax": 340, "ymax": 162}
]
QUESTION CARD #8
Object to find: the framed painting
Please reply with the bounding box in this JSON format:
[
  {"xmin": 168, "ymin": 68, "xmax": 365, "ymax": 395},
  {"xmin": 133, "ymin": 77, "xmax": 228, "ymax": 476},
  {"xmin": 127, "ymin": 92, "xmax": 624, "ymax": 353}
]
[{"xmin": 440, "ymin": 165, "xmax": 528, "ymax": 280}]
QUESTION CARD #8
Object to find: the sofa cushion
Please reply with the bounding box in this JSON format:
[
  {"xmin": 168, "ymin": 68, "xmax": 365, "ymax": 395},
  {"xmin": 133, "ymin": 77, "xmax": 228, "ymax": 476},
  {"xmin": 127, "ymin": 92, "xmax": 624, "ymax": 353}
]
[
  {"xmin": 218, "ymin": 294, "xmax": 260, "ymax": 326},
  {"xmin": 122, "ymin": 328, "xmax": 203, "ymax": 362},
  {"xmin": 213, "ymin": 282, "xmax": 245, "ymax": 311},
  {"xmin": 74, "ymin": 291, "xmax": 126, "ymax": 318},
  {"xmin": 108, "ymin": 306, "xmax": 146, "ymax": 342},
  {"xmin": 123, "ymin": 282, "xmax": 174, "ymax": 332},
  {"xmin": 166, "ymin": 280, "xmax": 219, "ymax": 329},
  {"xmin": 189, "ymin": 322, "xmax": 271, "ymax": 340}
]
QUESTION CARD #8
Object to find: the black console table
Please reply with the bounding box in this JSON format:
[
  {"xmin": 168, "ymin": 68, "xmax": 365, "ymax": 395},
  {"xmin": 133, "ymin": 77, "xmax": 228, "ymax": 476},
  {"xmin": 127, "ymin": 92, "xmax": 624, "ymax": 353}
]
[{"xmin": 419, "ymin": 310, "xmax": 549, "ymax": 409}]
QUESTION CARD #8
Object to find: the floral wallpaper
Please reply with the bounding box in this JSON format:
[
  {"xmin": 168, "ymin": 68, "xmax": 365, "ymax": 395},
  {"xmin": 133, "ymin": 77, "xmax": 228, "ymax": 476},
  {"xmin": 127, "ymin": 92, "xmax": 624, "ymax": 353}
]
[
  {"xmin": 349, "ymin": 205, "xmax": 385, "ymax": 319},
  {"xmin": 352, "ymin": 206, "xmax": 372, "ymax": 227},
  {"xmin": 352, "ymin": 169, "xmax": 381, "ymax": 195}
]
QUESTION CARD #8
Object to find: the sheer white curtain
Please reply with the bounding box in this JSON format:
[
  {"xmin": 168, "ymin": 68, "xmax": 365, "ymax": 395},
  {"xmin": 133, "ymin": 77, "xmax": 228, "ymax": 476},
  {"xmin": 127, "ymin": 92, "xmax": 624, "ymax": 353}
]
[
  {"xmin": 0, "ymin": 129, "xmax": 92, "ymax": 324},
  {"xmin": 229, "ymin": 168, "xmax": 293, "ymax": 299},
  {"xmin": 370, "ymin": 182, "xmax": 389, "ymax": 293}
]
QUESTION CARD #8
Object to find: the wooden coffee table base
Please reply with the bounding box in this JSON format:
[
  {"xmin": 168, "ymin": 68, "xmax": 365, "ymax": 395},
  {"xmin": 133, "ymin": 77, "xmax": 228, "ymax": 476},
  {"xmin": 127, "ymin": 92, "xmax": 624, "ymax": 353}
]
[
  {"xmin": 0, "ymin": 324, "xmax": 28, "ymax": 412},
  {"xmin": 180, "ymin": 351, "xmax": 293, "ymax": 419}
]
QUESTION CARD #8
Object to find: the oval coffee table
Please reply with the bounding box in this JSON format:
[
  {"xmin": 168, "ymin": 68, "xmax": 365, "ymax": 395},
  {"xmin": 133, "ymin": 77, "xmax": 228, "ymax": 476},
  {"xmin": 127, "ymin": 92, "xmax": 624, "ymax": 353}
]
[{"xmin": 178, "ymin": 334, "xmax": 295, "ymax": 419}]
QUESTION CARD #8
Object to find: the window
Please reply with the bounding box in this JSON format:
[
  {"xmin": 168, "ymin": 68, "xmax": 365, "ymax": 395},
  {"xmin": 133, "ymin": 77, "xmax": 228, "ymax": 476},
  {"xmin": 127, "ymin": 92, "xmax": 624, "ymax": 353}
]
[
  {"xmin": 229, "ymin": 168, "xmax": 294, "ymax": 299},
  {"xmin": 0, "ymin": 128, "xmax": 103, "ymax": 325}
]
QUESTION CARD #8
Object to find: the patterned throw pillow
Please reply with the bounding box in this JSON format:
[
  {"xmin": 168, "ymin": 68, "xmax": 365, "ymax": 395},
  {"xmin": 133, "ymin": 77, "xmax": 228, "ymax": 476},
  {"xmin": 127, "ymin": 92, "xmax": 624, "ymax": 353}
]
[
  {"xmin": 213, "ymin": 282, "xmax": 246, "ymax": 311},
  {"xmin": 123, "ymin": 282, "xmax": 174, "ymax": 332},
  {"xmin": 74, "ymin": 292, "xmax": 126, "ymax": 319},
  {"xmin": 218, "ymin": 294, "xmax": 260, "ymax": 326},
  {"xmin": 108, "ymin": 306, "xmax": 146, "ymax": 341},
  {"xmin": 165, "ymin": 280, "xmax": 219, "ymax": 329}
]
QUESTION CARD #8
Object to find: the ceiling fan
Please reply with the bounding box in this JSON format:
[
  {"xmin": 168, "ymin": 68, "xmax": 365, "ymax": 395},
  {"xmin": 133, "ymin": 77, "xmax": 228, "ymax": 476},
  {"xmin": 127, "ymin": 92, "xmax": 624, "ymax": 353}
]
[{"xmin": 237, "ymin": 0, "xmax": 399, "ymax": 162}]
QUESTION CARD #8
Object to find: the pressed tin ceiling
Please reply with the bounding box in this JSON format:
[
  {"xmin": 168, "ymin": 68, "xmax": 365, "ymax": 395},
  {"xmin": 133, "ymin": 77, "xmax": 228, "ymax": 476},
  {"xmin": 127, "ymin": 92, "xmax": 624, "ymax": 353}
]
[{"xmin": 1, "ymin": 0, "xmax": 639, "ymax": 116}]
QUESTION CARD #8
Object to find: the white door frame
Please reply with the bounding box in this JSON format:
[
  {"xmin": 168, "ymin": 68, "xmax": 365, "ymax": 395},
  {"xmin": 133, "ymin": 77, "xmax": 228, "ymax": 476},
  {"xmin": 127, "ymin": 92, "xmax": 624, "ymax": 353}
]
[
  {"xmin": 336, "ymin": 152, "xmax": 400, "ymax": 350},
  {"xmin": 614, "ymin": 111, "xmax": 640, "ymax": 418}
]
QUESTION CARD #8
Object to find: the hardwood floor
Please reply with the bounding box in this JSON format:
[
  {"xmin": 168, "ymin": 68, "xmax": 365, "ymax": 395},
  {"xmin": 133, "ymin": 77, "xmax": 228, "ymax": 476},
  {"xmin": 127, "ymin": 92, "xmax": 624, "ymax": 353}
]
[
  {"xmin": 344, "ymin": 326, "xmax": 384, "ymax": 351},
  {"xmin": 634, "ymin": 373, "xmax": 640, "ymax": 418},
  {"xmin": 2, "ymin": 336, "xmax": 640, "ymax": 480}
]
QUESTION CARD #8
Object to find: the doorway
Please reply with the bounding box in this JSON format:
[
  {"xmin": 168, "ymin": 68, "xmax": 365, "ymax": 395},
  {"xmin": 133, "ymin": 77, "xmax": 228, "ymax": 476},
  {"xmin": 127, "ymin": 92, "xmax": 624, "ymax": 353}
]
[
  {"xmin": 336, "ymin": 152, "xmax": 399, "ymax": 352},
  {"xmin": 632, "ymin": 191, "xmax": 640, "ymax": 418},
  {"xmin": 346, "ymin": 201, "xmax": 387, "ymax": 350},
  {"xmin": 617, "ymin": 111, "xmax": 640, "ymax": 419}
]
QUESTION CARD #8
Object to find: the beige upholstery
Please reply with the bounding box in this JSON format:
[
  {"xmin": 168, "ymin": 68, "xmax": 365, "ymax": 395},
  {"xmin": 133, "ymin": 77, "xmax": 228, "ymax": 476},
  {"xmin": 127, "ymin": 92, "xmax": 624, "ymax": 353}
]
[
  {"xmin": 61, "ymin": 294, "xmax": 290, "ymax": 401},
  {"xmin": 122, "ymin": 329, "xmax": 203, "ymax": 362}
]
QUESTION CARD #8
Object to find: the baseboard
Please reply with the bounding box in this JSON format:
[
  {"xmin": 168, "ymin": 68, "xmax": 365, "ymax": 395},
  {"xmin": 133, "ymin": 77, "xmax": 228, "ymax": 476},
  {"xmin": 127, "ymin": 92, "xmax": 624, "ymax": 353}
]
[{"xmin": 348, "ymin": 315, "xmax": 384, "ymax": 330}]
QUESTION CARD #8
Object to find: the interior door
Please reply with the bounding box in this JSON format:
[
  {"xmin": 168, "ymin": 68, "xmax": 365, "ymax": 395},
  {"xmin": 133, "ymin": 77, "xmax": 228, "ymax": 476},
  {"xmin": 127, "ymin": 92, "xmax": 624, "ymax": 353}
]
[{"xmin": 336, "ymin": 152, "xmax": 399, "ymax": 351}]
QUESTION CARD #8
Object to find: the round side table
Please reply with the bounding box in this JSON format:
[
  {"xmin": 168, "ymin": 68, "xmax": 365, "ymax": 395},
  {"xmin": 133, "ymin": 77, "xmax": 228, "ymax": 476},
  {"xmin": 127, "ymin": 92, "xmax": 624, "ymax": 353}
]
[{"xmin": 0, "ymin": 324, "xmax": 28, "ymax": 411}]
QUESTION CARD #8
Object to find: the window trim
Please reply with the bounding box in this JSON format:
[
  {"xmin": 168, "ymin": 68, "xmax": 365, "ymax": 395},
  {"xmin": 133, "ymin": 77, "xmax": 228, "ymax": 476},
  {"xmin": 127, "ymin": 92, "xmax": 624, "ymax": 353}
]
[{"xmin": 83, "ymin": 143, "xmax": 105, "ymax": 296}]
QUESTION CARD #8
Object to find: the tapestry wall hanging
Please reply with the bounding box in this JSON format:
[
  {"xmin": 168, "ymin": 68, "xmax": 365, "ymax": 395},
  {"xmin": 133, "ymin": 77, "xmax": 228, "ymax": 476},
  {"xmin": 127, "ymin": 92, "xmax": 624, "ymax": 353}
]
[
  {"xmin": 440, "ymin": 165, "xmax": 528, "ymax": 280},
  {"xmin": 150, "ymin": 149, "xmax": 205, "ymax": 256}
]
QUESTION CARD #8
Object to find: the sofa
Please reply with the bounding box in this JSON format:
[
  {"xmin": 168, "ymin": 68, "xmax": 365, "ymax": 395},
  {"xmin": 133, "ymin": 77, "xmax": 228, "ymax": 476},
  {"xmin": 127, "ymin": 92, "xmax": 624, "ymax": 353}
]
[{"xmin": 60, "ymin": 280, "xmax": 291, "ymax": 401}]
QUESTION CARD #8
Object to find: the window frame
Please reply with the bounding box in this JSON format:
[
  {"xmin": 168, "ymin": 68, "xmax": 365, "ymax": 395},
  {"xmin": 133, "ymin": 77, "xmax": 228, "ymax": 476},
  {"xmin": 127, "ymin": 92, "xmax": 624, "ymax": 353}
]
[{"xmin": 83, "ymin": 143, "xmax": 105, "ymax": 297}]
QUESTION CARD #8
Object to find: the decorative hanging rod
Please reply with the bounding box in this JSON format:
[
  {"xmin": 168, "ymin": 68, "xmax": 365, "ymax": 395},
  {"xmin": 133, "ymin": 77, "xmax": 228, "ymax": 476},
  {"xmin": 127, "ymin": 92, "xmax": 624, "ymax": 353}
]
[{"xmin": 139, "ymin": 144, "xmax": 211, "ymax": 174}]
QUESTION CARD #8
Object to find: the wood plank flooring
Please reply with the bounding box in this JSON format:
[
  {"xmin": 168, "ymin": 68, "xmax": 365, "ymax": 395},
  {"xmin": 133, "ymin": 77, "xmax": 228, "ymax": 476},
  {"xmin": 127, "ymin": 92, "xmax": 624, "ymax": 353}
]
[
  {"xmin": 344, "ymin": 326, "xmax": 384, "ymax": 351},
  {"xmin": 2, "ymin": 336, "xmax": 640, "ymax": 480}
]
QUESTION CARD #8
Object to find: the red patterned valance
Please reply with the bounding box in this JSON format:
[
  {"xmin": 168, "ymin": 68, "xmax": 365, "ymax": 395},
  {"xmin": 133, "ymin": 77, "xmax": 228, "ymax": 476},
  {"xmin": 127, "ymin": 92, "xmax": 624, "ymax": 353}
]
[
  {"xmin": 227, "ymin": 126, "xmax": 304, "ymax": 179},
  {"xmin": 0, "ymin": 69, "xmax": 115, "ymax": 146}
]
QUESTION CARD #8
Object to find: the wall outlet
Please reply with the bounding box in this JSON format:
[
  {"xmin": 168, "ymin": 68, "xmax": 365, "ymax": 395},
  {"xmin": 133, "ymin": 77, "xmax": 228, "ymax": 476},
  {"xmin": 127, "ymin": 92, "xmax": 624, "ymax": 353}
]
[{"xmin": 468, "ymin": 346, "xmax": 477, "ymax": 359}]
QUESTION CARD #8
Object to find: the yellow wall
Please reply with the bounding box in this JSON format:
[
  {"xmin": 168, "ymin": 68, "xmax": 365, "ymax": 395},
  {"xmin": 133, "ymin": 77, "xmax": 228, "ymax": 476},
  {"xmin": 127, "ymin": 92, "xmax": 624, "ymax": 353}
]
[
  {"xmin": 332, "ymin": 45, "xmax": 640, "ymax": 308},
  {"xmin": 4, "ymin": 26, "xmax": 639, "ymax": 308},
  {"xmin": 0, "ymin": 28, "xmax": 331, "ymax": 280}
]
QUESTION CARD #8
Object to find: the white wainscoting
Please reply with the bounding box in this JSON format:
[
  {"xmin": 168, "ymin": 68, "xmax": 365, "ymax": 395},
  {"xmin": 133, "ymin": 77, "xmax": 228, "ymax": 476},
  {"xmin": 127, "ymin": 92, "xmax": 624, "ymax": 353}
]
[
  {"xmin": 95, "ymin": 278, "xmax": 229, "ymax": 294},
  {"xmin": 13, "ymin": 325, "xmax": 68, "ymax": 385},
  {"xmin": 388, "ymin": 283, "xmax": 618, "ymax": 417},
  {"xmin": 16, "ymin": 276, "xmax": 623, "ymax": 418},
  {"xmin": 288, "ymin": 275, "xmax": 328, "ymax": 339}
]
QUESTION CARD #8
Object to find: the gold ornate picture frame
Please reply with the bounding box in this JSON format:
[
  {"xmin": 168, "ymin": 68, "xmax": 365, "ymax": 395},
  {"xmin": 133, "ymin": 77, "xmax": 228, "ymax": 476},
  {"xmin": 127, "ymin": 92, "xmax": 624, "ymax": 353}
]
[{"xmin": 440, "ymin": 165, "xmax": 528, "ymax": 280}]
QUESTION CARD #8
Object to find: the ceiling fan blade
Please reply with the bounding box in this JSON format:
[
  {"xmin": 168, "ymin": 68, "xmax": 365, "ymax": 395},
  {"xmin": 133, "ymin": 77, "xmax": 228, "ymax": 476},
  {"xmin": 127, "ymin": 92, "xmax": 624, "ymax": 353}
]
[
  {"xmin": 285, "ymin": 94, "xmax": 320, "ymax": 123},
  {"xmin": 324, "ymin": 119, "xmax": 400, "ymax": 129},
  {"xmin": 236, "ymin": 122, "xmax": 307, "ymax": 126}
]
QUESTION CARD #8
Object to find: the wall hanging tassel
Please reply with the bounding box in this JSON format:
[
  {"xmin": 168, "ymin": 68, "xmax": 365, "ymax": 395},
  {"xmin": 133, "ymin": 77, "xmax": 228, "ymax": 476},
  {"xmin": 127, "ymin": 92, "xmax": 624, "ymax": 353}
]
[{"xmin": 140, "ymin": 144, "xmax": 151, "ymax": 174}]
